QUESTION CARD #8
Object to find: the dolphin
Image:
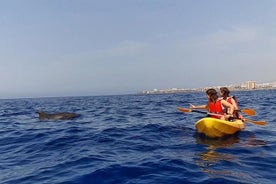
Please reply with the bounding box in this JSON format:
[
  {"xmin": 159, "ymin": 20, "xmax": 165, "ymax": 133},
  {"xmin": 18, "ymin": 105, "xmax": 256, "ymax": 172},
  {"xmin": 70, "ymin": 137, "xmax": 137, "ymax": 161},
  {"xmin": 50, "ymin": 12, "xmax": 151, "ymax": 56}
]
[{"xmin": 37, "ymin": 111, "xmax": 79, "ymax": 120}]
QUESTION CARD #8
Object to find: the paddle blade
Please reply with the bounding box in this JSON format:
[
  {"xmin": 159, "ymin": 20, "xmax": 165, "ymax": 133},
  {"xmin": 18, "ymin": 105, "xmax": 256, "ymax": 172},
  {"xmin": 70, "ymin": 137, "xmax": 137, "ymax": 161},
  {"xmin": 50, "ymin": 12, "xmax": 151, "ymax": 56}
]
[
  {"xmin": 244, "ymin": 118, "xmax": 267, "ymax": 126},
  {"xmin": 241, "ymin": 109, "xmax": 256, "ymax": 116},
  {"xmin": 177, "ymin": 107, "xmax": 192, "ymax": 113}
]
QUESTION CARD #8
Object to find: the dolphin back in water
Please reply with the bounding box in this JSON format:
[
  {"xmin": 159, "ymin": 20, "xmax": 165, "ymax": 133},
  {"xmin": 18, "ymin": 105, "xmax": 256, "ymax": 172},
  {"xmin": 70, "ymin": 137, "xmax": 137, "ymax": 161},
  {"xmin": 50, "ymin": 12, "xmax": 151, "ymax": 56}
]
[{"xmin": 37, "ymin": 111, "xmax": 79, "ymax": 120}]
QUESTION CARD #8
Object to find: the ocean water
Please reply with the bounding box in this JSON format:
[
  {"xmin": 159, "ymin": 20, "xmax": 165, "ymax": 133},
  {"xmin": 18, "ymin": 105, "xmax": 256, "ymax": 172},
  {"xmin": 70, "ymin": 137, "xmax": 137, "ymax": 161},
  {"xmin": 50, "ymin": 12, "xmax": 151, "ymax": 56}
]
[{"xmin": 0, "ymin": 90, "xmax": 275, "ymax": 184}]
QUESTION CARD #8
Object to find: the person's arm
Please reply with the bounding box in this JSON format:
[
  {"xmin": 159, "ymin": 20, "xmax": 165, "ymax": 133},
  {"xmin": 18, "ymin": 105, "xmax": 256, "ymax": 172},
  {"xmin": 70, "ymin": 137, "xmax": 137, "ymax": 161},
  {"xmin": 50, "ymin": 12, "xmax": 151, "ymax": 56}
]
[
  {"xmin": 221, "ymin": 100, "xmax": 234, "ymax": 114},
  {"xmin": 221, "ymin": 100, "xmax": 234, "ymax": 121},
  {"xmin": 230, "ymin": 98, "xmax": 244, "ymax": 119},
  {"xmin": 190, "ymin": 103, "xmax": 208, "ymax": 110},
  {"xmin": 230, "ymin": 98, "xmax": 239, "ymax": 110}
]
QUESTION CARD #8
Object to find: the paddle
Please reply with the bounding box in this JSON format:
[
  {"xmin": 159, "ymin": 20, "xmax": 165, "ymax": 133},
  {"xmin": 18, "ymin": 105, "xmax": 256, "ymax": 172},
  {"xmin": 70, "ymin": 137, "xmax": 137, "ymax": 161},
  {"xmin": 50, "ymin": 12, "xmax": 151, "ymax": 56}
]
[
  {"xmin": 243, "ymin": 118, "xmax": 267, "ymax": 126},
  {"xmin": 184, "ymin": 105, "xmax": 256, "ymax": 116},
  {"xmin": 177, "ymin": 107, "xmax": 267, "ymax": 126},
  {"xmin": 177, "ymin": 107, "xmax": 224, "ymax": 117},
  {"xmin": 239, "ymin": 109, "xmax": 256, "ymax": 116},
  {"xmin": 177, "ymin": 107, "xmax": 205, "ymax": 114}
]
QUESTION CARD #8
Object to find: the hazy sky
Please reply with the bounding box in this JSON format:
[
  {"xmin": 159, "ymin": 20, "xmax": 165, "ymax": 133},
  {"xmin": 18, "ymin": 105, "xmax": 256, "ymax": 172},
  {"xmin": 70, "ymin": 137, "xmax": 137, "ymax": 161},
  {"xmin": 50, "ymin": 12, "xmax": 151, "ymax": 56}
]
[{"xmin": 1, "ymin": 0, "xmax": 276, "ymax": 98}]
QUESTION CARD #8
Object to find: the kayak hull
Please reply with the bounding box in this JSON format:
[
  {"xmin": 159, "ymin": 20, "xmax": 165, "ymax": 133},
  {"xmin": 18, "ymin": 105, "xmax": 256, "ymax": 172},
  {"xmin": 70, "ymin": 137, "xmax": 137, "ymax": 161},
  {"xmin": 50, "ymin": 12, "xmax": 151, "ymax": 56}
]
[{"xmin": 195, "ymin": 117, "xmax": 245, "ymax": 138}]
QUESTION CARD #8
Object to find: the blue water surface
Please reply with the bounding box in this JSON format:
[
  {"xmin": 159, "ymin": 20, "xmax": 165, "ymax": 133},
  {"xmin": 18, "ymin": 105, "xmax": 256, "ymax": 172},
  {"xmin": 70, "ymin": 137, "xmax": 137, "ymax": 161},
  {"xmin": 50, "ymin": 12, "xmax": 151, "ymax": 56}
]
[{"xmin": 0, "ymin": 90, "xmax": 275, "ymax": 184}]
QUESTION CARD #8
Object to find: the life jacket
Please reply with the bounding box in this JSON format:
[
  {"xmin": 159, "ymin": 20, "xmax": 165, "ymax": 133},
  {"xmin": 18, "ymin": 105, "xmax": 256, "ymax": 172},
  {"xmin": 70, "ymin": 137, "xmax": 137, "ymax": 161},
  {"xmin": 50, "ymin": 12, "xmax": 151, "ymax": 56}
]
[
  {"xmin": 226, "ymin": 97, "xmax": 232, "ymax": 104},
  {"xmin": 226, "ymin": 96, "xmax": 238, "ymax": 105},
  {"xmin": 208, "ymin": 99, "xmax": 224, "ymax": 119}
]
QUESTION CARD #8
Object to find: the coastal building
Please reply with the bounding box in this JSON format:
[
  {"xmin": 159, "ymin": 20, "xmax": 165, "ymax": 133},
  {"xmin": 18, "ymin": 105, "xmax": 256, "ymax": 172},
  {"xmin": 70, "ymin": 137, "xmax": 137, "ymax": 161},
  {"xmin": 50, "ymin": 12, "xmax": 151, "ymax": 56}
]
[{"xmin": 247, "ymin": 81, "xmax": 256, "ymax": 89}]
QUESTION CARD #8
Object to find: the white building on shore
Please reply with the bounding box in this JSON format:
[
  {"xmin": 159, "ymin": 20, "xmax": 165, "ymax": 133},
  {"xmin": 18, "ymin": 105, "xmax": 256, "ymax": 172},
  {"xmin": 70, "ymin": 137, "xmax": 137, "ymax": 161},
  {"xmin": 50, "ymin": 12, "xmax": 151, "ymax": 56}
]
[{"xmin": 247, "ymin": 81, "xmax": 256, "ymax": 89}]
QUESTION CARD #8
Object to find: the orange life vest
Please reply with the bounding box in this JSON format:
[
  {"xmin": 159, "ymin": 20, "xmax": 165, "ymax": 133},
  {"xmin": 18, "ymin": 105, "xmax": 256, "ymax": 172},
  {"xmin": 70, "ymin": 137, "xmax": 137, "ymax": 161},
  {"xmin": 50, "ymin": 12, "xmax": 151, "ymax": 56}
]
[
  {"xmin": 226, "ymin": 97, "xmax": 232, "ymax": 104},
  {"xmin": 208, "ymin": 100, "xmax": 224, "ymax": 119}
]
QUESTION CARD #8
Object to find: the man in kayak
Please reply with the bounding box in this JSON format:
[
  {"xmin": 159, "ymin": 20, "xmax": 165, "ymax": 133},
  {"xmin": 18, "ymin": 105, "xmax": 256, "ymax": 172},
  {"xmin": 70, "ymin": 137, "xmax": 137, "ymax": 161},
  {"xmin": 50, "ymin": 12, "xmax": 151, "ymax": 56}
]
[
  {"xmin": 190, "ymin": 88, "xmax": 234, "ymax": 121},
  {"xmin": 219, "ymin": 87, "xmax": 244, "ymax": 120}
]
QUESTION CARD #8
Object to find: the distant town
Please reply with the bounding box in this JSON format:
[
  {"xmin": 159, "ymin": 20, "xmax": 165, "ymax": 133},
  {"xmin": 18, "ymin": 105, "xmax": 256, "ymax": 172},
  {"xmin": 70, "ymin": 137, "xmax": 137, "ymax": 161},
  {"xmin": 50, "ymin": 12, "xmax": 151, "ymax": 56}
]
[{"xmin": 141, "ymin": 81, "xmax": 276, "ymax": 94}]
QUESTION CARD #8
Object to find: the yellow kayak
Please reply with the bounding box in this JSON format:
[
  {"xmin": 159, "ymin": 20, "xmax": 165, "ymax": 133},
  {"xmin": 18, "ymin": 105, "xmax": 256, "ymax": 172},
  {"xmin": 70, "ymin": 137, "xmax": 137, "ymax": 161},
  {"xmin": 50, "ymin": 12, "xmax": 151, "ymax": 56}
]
[{"xmin": 195, "ymin": 117, "xmax": 245, "ymax": 138}]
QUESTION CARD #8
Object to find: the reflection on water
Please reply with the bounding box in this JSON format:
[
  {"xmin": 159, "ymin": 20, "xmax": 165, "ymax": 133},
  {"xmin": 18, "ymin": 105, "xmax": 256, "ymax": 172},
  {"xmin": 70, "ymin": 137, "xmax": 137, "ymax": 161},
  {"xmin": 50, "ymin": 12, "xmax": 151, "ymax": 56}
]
[
  {"xmin": 243, "ymin": 135, "xmax": 267, "ymax": 147},
  {"xmin": 194, "ymin": 133, "xmax": 267, "ymax": 180},
  {"xmin": 195, "ymin": 133, "xmax": 239, "ymax": 171}
]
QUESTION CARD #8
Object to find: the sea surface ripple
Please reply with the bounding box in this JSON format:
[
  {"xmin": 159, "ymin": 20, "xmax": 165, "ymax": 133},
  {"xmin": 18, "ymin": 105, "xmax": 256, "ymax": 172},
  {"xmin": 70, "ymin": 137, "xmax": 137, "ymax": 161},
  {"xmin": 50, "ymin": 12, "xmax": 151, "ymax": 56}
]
[{"xmin": 0, "ymin": 90, "xmax": 275, "ymax": 184}]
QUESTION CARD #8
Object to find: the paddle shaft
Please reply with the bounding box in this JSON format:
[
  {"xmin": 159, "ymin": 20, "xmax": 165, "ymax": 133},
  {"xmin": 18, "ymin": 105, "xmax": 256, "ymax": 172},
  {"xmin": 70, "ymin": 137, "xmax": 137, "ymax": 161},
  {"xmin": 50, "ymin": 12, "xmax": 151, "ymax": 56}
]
[{"xmin": 189, "ymin": 109, "xmax": 224, "ymax": 117}]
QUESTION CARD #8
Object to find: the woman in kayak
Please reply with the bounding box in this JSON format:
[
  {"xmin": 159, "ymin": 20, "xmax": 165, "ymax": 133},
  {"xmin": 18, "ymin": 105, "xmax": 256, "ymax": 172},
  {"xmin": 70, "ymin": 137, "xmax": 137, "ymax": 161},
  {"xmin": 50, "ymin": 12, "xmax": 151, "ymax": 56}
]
[
  {"xmin": 219, "ymin": 87, "xmax": 243, "ymax": 119},
  {"xmin": 190, "ymin": 88, "xmax": 234, "ymax": 121}
]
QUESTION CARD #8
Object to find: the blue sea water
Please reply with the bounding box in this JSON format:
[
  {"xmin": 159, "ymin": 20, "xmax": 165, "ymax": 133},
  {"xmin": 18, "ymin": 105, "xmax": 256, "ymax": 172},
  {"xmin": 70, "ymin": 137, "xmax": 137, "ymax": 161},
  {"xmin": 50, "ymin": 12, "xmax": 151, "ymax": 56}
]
[{"xmin": 0, "ymin": 90, "xmax": 275, "ymax": 184}]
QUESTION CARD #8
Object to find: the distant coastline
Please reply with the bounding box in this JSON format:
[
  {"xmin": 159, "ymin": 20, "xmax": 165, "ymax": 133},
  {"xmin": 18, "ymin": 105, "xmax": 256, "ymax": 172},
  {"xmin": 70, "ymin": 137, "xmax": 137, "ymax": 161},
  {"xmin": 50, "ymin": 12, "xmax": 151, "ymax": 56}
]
[{"xmin": 141, "ymin": 81, "xmax": 276, "ymax": 94}]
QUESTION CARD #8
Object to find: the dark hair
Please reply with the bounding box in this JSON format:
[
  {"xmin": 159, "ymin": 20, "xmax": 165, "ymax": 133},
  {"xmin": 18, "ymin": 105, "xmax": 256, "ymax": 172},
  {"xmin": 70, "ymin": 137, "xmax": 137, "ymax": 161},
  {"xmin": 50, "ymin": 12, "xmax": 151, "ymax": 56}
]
[
  {"xmin": 220, "ymin": 87, "xmax": 230, "ymax": 99},
  {"xmin": 233, "ymin": 96, "xmax": 238, "ymax": 103},
  {"xmin": 206, "ymin": 88, "xmax": 218, "ymax": 103},
  {"xmin": 220, "ymin": 87, "xmax": 238, "ymax": 104}
]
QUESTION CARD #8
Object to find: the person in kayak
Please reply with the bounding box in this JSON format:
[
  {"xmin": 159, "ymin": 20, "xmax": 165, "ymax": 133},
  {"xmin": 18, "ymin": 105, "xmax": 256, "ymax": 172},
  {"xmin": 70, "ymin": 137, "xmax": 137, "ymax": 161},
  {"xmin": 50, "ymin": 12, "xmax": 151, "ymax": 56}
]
[
  {"xmin": 219, "ymin": 87, "xmax": 244, "ymax": 120},
  {"xmin": 190, "ymin": 88, "xmax": 234, "ymax": 121}
]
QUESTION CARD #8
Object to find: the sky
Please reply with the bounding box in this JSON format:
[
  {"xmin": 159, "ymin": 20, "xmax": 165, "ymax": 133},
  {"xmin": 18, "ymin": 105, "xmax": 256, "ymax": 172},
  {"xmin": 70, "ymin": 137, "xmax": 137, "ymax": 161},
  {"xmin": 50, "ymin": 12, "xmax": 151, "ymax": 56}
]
[{"xmin": 1, "ymin": 0, "xmax": 276, "ymax": 99}]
